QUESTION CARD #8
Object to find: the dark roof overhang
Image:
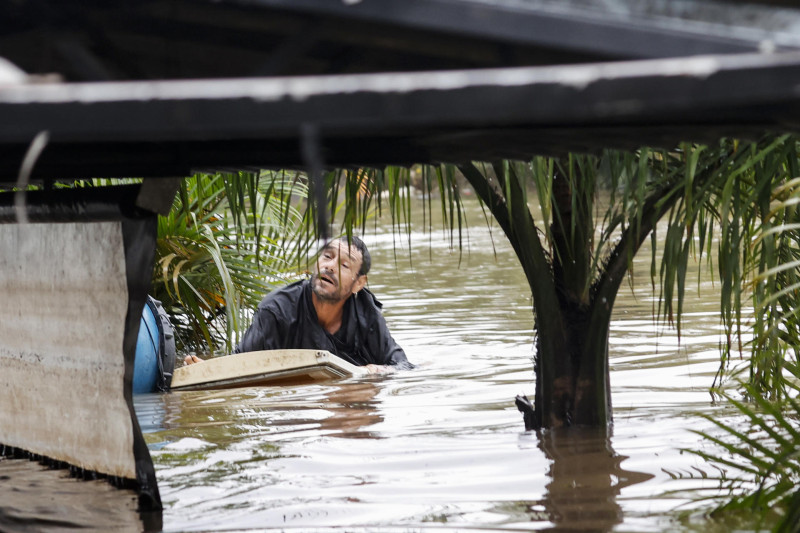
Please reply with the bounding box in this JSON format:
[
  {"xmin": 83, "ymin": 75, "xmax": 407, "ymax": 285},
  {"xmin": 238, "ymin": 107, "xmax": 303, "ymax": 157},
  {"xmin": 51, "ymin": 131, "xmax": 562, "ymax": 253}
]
[
  {"xmin": 1, "ymin": 1, "xmax": 800, "ymax": 184},
  {"xmin": 1, "ymin": 51, "xmax": 799, "ymax": 182}
]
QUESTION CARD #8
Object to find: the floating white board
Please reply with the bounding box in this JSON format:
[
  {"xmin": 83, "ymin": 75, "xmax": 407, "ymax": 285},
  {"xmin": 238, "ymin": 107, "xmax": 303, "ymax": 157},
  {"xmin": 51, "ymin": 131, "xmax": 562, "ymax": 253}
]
[{"xmin": 170, "ymin": 349, "xmax": 368, "ymax": 391}]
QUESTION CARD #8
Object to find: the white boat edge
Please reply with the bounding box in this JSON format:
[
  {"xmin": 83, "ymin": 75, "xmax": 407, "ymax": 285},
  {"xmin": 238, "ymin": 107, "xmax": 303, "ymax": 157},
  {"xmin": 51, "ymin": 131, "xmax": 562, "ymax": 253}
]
[{"xmin": 170, "ymin": 349, "xmax": 369, "ymax": 390}]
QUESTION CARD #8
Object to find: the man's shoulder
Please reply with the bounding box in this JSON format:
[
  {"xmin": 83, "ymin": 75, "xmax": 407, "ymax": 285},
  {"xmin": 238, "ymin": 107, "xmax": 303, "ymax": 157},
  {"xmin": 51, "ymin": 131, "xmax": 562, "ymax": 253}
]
[
  {"xmin": 353, "ymin": 288, "xmax": 385, "ymax": 318},
  {"xmin": 258, "ymin": 279, "xmax": 308, "ymax": 310}
]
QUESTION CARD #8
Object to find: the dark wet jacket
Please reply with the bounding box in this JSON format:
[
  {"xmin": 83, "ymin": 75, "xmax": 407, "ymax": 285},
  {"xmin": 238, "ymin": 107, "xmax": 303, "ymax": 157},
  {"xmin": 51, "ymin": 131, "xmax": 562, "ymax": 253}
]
[{"xmin": 235, "ymin": 279, "xmax": 410, "ymax": 368}]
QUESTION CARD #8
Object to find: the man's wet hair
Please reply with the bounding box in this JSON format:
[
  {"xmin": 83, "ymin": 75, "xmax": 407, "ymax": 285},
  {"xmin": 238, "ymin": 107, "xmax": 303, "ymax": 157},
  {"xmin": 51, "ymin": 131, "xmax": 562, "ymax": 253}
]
[{"xmin": 323, "ymin": 235, "xmax": 371, "ymax": 276}]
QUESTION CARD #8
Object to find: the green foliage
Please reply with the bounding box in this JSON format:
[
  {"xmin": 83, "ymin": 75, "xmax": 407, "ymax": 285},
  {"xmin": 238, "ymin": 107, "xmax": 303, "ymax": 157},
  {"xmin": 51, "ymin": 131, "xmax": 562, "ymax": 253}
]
[
  {"xmin": 670, "ymin": 135, "xmax": 800, "ymax": 396},
  {"xmin": 39, "ymin": 173, "xmax": 313, "ymax": 355},
  {"xmin": 688, "ymin": 368, "xmax": 800, "ymax": 532},
  {"xmin": 318, "ymin": 165, "xmax": 469, "ymax": 263},
  {"xmin": 525, "ymin": 138, "xmax": 800, "ymax": 397},
  {"xmin": 684, "ymin": 137, "xmax": 800, "ymax": 530},
  {"xmin": 745, "ymin": 144, "xmax": 800, "ymax": 398},
  {"xmin": 310, "ymin": 136, "xmax": 800, "ymax": 425},
  {"xmin": 153, "ymin": 170, "xmax": 309, "ymax": 355}
]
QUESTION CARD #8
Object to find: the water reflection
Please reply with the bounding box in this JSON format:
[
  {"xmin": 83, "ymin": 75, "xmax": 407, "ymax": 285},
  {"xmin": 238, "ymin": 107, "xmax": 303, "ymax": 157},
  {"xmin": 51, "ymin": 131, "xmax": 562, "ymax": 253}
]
[
  {"xmin": 0, "ymin": 457, "xmax": 152, "ymax": 533},
  {"xmin": 318, "ymin": 382, "xmax": 383, "ymax": 438},
  {"xmin": 536, "ymin": 428, "xmax": 654, "ymax": 531},
  {"xmin": 156, "ymin": 381, "xmax": 384, "ymax": 439}
]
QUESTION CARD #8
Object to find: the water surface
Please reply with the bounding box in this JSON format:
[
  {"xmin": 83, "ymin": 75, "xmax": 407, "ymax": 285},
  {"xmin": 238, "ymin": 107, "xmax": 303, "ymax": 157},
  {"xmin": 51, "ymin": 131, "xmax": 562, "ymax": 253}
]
[{"xmin": 134, "ymin": 198, "xmax": 753, "ymax": 532}]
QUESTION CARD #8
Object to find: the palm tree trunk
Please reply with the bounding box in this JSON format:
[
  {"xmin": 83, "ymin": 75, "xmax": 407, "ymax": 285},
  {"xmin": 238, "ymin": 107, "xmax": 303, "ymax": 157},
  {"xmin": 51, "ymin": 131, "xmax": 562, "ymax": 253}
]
[
  {"xmin": 459, "ymin": 159, "xmax": 687, "ymax": 429},
  {"xmin": 536, "ymin": 159, "xmax": 608, "ymax": 427}
]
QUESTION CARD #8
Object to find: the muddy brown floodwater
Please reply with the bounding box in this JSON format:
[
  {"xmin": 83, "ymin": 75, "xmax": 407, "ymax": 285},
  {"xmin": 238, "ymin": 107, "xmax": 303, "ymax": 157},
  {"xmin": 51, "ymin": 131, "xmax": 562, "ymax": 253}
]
[{"xmin": 0, "ymin": 197, "xmax": 761, "ymax": 531}]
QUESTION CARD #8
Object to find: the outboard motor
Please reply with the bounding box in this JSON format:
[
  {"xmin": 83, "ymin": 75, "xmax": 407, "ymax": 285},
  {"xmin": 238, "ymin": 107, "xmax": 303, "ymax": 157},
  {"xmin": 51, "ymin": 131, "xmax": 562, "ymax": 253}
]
[{"xmin": 133, "ymin": 296, "xmax": 176, "ymax": 393}]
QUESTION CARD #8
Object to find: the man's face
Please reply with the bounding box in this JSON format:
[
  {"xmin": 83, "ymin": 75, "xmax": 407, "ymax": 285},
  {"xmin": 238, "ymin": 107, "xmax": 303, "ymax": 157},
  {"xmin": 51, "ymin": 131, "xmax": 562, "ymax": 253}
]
[{"xmin": 311, "ymin": 240, "xmax": 367, "ymax": 303}]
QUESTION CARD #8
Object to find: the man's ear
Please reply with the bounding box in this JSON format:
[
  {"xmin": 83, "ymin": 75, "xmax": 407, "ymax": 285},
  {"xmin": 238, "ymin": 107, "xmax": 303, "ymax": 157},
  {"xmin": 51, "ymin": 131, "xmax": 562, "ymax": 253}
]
[{"xmin": 352, "ymin": 275, "xmax": 368, "ymax": 294}]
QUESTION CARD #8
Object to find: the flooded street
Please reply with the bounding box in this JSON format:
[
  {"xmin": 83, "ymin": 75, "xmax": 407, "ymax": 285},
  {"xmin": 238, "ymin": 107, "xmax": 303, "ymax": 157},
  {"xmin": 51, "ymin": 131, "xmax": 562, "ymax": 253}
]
[
  {"xmin": 3, "ymin": 2, "xmax": 800, "ymax": 530},
  {"xmin": 0, "ymin": 197, "xmax": 754, "ymax": 532},
  {"xmin": 135, "ymin": 198, "xmax": 751, "ymax": 532}
]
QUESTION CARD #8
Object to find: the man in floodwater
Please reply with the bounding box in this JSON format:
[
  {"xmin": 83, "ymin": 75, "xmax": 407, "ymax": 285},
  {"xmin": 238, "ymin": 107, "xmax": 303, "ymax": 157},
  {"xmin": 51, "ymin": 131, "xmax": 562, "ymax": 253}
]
[{"xmin": 185, "ymin": 236, "xmax": 410, "ymax": 373}]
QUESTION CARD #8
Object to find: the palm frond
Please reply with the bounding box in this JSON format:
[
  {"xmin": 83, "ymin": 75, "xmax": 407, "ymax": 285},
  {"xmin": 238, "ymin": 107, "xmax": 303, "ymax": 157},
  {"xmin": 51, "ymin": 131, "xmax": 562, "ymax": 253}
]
[
  {"xmin": 687, "ymin": 377, "xmax": 800, "ymax": 532},
  {"xmin": 153, "ymin": 171, "xmax": 308, "ymax": 354}
]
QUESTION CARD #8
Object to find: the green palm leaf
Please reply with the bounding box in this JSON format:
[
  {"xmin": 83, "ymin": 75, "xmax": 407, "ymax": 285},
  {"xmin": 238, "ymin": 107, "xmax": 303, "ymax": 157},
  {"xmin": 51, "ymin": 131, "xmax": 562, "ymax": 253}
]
[{"xmin": 153, "ymin": 170, "xmax": 308, "ymax": 354}]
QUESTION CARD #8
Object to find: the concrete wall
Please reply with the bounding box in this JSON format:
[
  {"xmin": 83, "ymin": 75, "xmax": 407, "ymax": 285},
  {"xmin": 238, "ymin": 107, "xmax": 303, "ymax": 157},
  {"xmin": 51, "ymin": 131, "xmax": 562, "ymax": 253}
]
[{"xmin": 0, "ymin": 221, "xmax": 136, "ymax": 479}]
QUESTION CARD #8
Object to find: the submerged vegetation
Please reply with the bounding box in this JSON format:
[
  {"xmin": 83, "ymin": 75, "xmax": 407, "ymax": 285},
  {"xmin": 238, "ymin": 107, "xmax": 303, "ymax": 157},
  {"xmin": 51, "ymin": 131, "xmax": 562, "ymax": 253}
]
[
  {"xmin": 664, "ymin": 136, "xmax": 800, "ymax": 532},
  {"xmin": 688, "ymin": 371, "xmax": 800, "ymax": 532}
]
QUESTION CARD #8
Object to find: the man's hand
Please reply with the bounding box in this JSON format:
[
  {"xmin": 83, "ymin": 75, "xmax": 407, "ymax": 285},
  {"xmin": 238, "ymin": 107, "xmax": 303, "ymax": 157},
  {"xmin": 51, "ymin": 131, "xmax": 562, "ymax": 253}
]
[
  {"xmin": 364, "ymin": 364, "xmax": 394, "ymax": 375},
  {"xmin": 184, "ymin": 354, "xmax": 204, "ymax": 365}
]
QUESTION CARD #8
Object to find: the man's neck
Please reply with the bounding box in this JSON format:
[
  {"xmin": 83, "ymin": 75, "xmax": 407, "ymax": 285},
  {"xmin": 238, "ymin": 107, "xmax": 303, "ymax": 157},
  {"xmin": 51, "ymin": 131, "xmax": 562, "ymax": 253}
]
[{"xmin": 312, "ymin": 292, "xmax": 348, "ymax": 334}]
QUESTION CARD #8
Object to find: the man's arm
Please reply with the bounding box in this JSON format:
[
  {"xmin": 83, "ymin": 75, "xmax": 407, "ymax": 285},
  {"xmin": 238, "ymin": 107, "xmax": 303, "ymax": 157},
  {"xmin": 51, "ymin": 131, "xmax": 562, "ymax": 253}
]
[
  {"xmin": 384, "ymin": 333, "xmax": 411, "ymax": 369},
  {"xmin": 362, "ymin": 339, "xmax": 411, "ymax": 374},
  {"xmin": 184, "ymin": 308, "xmax": 281, "ymax": 365},
  {"xmin": 370, "ymin": 312, "xmax": 412, "ymax": 370},
  {"xmin": 235, "ymin": 307, "xmax": 282, "ymax": 353}
]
